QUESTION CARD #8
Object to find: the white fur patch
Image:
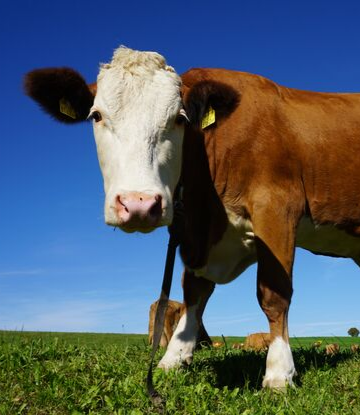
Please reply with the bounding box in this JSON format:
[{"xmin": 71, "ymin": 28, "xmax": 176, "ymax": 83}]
[
  {"xmin": 263, "ymin": 336, "xmax": 296, "ymax": 389},
  {"xmin": 296, "ymin": 216, "xmax": 360, "ymax": 260},
  {"xmin": 158, "ymin": 306, "xmax": 198, "ymax": 370},
  {"xmin": 191, "ymin": 209, "xmax": 256, "ymax": 284},
  {"xmin": 92, "ymin": 47, "xmax": 184, "ymax": 230}
]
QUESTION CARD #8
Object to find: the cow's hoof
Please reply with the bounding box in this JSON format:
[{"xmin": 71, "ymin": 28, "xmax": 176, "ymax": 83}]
[
  {"xmin": 157, "ymin": 359, "xmax": 179, "ymax": 371},
  {"xmin": 263, "ymin": 337, "xmax": 296, "ymax": 390},
  {"xmin": 262, "ymin": 376, "xmax": 294, "ymax": 390},
  {"xmin": 158, "ymin": 353, "xmax": 193, "ymax": 371}
]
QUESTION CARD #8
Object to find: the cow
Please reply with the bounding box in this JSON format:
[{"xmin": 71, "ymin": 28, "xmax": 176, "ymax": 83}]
[
  {"xmin": 149, "ymin": 298, "xmax": 212, "ymax": 348},
  {"xmin": 244, "ymin": 332, "xmax": 271, "ymax": 351},
  {"xmin": 24, "ymin": 46, "xmax": 360, "ymax": 389}
]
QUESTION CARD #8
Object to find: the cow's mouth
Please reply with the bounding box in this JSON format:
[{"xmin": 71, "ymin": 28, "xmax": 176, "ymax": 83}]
[{"xmin": 119, "ymin": 224, "xmax": 158, "ymax": 234}]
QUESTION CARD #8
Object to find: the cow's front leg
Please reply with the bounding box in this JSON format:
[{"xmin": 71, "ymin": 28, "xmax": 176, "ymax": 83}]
[
  {"xmin": 251, "ymin": 193, "xmax": 303, "ymax": 389},
  {"xmin": 257, "ymin": 244, "xmax": 296, "ymax": 389},
  {"xmin": 158, "ymin": 270, "xmax": 214, "ymax": 369}
]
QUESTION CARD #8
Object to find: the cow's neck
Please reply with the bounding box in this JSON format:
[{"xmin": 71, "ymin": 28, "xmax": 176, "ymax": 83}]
[{"xmin": 179, "ymin": 124, "xmax": 228, "ymax": 270}]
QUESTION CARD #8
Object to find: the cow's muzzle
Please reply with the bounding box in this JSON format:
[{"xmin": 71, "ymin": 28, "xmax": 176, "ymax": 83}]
[{"xmin": 113, "ymin": 192, "xmax": 163, "ymax": 232}]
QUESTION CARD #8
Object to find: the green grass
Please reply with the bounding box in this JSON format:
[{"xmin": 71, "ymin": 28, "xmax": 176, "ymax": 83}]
[{"xmin": 0, "ymin": 331, "xmax": 359, "ymax": 414}]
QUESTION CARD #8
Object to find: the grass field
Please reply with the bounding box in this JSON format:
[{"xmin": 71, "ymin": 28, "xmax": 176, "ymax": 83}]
[{"xmin": 0, "ymin": 331, "xmax": 359, "ymax": 414}]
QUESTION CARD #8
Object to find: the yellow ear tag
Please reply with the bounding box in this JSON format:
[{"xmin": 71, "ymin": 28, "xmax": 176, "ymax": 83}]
[
  {"xmin": 59, "ymin": 98, "xmax": 77, "ymax": 119},
  {"xmin": 201, "ymin": 106, "xmax": 216, "ymax": 129}
]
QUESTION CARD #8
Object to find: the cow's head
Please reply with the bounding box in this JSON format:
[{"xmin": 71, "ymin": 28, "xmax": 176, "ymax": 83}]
[{"xmin": 24, "ymin": 47, "xmax": 238, "ymax": 233}]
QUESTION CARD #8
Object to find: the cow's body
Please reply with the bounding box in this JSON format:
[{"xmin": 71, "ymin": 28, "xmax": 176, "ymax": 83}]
[
  {"xmin": 25, "ymin": 47, "xmax": 360, "ymax": 389},
  {"xmin": 180, "ymin": 68, "xmax": 360, "ymax": 279}
]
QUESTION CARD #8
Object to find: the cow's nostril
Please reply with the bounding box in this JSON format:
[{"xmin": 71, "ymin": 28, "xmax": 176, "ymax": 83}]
[
  {"xmin": 116, "ymin": 195, "xmax": 128, "ymax": 212},
  {"xmin": 149, "ymin": 195, "xmax": 162, "ymax": 218}
]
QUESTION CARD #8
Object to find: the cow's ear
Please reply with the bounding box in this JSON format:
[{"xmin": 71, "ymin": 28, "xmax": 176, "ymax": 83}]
[
  {"xmin": 183, "ymin": 80, "xmax": 240, "ymax": 129},
  {"xmin": 24, "ymin": 68, "xmax": 95, "ymax": 123}
]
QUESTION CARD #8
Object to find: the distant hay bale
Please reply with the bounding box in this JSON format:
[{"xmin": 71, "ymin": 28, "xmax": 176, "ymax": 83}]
[
  {"xmin": 244, "ymin": 333, "xmax": 271, "ymax": 351},
  {"xmin": 351, "ymin": 344, "xmax": 360, "ymax": 353},
  {"xmin": 232, "ymin": 342, "xmax": 244, "ymax": 350},
  {"xmin": 312, "ymin": 340, "xmax": 323, "ymax": 348},
  {"xmin": 148, "ymin": 299, "xmax": 183, "ymax": 348},
  {"xmin": 148, "ymin": 299, "xmax": 212, "ymax": 349},
  {"xmin": 325, "ymin": 343, "xmax": 340, "ymax": 355}
]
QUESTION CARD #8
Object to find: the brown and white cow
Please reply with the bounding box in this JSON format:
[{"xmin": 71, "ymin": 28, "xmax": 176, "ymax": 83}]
[{"xmin": 24, "ymin": 46, "xmax": 360, "ymax": 389}]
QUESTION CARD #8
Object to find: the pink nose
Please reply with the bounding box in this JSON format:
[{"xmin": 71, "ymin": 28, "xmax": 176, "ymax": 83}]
[{"xmin": 115, "ymin": 192, "xmax": 163, "ymax": 230}]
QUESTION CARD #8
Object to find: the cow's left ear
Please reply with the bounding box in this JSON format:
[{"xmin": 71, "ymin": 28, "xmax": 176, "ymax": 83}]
[
  {"xmin": 183, "ymin": 80, "xmax": 240, "ymax": 129},
  {"xmin": 24, "ymin": 67, "xmax": 95, "ymax": 123}
]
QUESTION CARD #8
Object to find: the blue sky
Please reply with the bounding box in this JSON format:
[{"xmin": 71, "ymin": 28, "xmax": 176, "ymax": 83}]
[{"xmin": 1, "ymin": 0, "xmax": 360, "ymax": 337}]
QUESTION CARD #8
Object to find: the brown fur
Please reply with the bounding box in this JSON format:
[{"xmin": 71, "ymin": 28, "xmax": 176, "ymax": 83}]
[
  {"xmin": 244, "ymin": 333, "xmax": 271, "ymax": 351},
  {"xmin": 179, "ymin": 68, "xmax": 360, "ymax": 351},
  {"xmin": 24, "ymin": 68, "xmax": 94, "ymax": 123}
]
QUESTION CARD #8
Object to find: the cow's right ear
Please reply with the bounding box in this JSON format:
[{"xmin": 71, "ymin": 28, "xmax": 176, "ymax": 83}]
[{"xmin": 24, "ymin": 68, "xmax": 95, "ymax": 123}]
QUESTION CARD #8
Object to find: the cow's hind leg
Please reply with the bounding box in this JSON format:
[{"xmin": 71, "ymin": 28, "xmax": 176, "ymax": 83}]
[
  {"xmin": 158, "ymin": 270, "xmax": 214, "ymax": 369},
  {"xmin": 251, "ymin": 193, "xmax": 302, "ymax": 389}
]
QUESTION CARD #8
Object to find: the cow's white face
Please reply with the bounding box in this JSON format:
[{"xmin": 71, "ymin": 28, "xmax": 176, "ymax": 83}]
[{"xmin": 89, "ymin": 48, "xmax": 185, "ymax": 232}]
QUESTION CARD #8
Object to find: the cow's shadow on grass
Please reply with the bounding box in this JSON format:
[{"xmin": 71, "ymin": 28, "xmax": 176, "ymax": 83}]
[{"xmin": 191, "ymin": 347, "xmax": 356, "ymax": 390}]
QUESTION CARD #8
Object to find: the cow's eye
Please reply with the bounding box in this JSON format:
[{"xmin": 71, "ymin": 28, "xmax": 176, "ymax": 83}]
[
  {"xmin": 175, "ymin": 114, "xmax": 185, "ymax": 125},
  {"xmin": 175, "ymin": 109, "xmax": 189, "ymax": 126},
  {"xmin": 90, "ymin": 110, "xmax": 102, "ymax": 123}
]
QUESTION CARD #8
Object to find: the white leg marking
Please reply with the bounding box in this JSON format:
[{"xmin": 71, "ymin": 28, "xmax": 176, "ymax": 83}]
[
  {"xmin": 158, "ymin": 306, "xmax": 198, "ymax": 370},
  {"xmin": 262, "ymin": 336, "xmax": 296, "ymax": 389}
]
